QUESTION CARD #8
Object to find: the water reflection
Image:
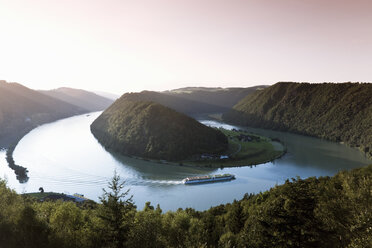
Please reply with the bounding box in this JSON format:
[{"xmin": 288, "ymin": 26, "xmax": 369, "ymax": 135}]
[
  {"xmin": 0, "ymin": 113, "xmax": 369, "ymax": 211},
  {"xmin": 110, "ymin": 152, "xmax": 217, "ymax": 181}
]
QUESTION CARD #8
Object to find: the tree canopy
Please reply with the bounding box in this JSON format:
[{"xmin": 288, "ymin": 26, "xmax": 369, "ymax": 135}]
[
  {"xmin": 223, "ymin": 82, "xmax": 372, "ymax": 159},
  {"xmin": 0, "ymin": 164, "xmax": 371, "ymax": 247},
  {"xmin": 91, "ymin": 98, "xmax": 228, "ymax": 161}
]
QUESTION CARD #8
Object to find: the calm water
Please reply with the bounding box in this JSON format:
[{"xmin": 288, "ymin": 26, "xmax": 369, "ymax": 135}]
[{"xmin": 0, "ymin": 112, "xmax": 370, "ymax": 211}]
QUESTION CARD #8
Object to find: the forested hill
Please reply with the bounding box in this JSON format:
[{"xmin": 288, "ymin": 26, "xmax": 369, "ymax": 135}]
[
  {"xmin": 0, "ymin": 81, "xmax": 86, "ymax": 147},
  {"xmin": 223, "ymin": 82, "xmax": 372, "ymax": 159},
  {"xmin": 101, "ymin": 86, "xmax": 266, "ymax": 117},
  {"xmin": 118, "ymin": 90, "xmax": 231, "ymax": 115},
  {"xmin": 90, "ymin": 95, "xmax": 228, "ymax": 161},
  {"xmin": 164, "ymin": 85, "xmax": 267, "ymax": 109},
  {"xmin": 39, "ymin": 87, "xmax": 114, "ymax": 112}
]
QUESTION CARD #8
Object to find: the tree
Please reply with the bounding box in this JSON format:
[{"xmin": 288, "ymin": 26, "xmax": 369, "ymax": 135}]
[
  {"xmin": 98, "ymin": 171, "xmax": 136, "ymax": 248},
  {"xmin": 127, "ymin": 202, "xmax": 164, "ymax": 248}
]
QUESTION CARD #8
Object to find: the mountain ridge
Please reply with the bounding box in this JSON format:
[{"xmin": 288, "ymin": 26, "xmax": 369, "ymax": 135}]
[
  {"xmin": 39, "ymin": 87, "xmax": 114, "ymax": 112},
  {"xmin": 223, "ymin": 82, "xmax": 372, "ymax": 159},
  {"xmin": 163, "ymin": 85, "xmax": 267, "ymax": 109},
  {"xmin": 0, "ymin": 81, "xmax": 86, "ymax": 147}
]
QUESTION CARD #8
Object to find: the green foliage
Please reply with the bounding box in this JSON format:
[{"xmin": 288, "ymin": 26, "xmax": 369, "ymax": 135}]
[
  {"xmin": 1, "ymin": 165, "xmax": 371, "ymax": 248},
  {"xmin": 127, "ymin": 202, "xmax": 164, "ymax": 248},
  {"xmin": 189, "ymin": 128, "xmax": 285, "ymax": 167},
  {"xmin": 223, "ymin": 82, "xmax": 372, "ymax": 159},
  {"xmin": 97, "ymin": 171, "xmax": 136, "ymax": 248},
  {"xmin": 91, "ymin": 98, "xmax": 228, "ymax": 161}
]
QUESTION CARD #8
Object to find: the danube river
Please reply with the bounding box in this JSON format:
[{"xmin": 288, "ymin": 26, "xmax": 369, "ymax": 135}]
[{"xmin": 0, "ymin": 112, "xmax": 370, "ymax": 211}]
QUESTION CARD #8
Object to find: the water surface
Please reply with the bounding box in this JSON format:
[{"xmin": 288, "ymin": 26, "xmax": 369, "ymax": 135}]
[{"xmin": 0, "ymin": 112, "xmax": 370, "ymax": 211}]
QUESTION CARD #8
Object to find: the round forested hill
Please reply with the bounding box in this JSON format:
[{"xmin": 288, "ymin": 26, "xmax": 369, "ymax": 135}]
[{"xmin": 90, "ymin": 94, "xmax": 228, "ymax": 161}]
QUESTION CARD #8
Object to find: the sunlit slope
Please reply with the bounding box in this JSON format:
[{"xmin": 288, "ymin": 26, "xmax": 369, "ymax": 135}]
[
  {"xmin": 0, "ymin": 81, "xmax": 85, "ymax": 146},
  {"xmin": 223, "ymin": 82, "xmax": 372, "ymax": 159},
  {"xmin": 91, "ymin": 95, "xmax": 228, "ymax": 161}
]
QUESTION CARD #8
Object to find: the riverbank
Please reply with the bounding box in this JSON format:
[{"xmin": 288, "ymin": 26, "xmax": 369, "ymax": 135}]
[
  {"xmin": 6, "ymin": 112, "xmax": 371, "ymax": 211},
  {"xmin": 117, "ymin": 128, "xmax": 286, "ymax": 168},
  {"xmin": 181, "ymin": 128, "xmax": 286, "ymax": 168},
  {"xmin": 0, "ymin": 127, "xmax": 35, "ymax": 182},
  {"xmin": 24, "ymin": 192, "xmax": 92, "ymax": 203},
  {"xmin": 1, "ymin": 112, "xmax": 95, "ymax": 183},
  {"xmin": 5, "ymin": 144, "xmax": 29, "ymax": 183}
]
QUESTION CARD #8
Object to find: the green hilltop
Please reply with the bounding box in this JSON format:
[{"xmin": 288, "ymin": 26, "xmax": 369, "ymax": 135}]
[
  {"xmin": 90, "ymin": 94, "xmax": 228, "ymax": 161},
  {"xmin": 223, "ymin": 82, "xmax": 372, "ymax": 159}
]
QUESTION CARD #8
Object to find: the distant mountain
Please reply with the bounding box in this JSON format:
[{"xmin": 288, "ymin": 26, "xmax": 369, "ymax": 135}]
[
  {"xmin": 40, "ymin": 87, "xmax": 114, "ymax": 112},
  {"xmin": 91, "ymin": 95, "xmax": 228, "ymax": 161},
  {"xmin": 115, "ymin": 91, "xmax": 231, "ymax": 115},
  {"xmin": 164, "ymin": 85, "xmax": 268, "ymax": 109},
  {"xmin": 223, "ymin": 82, "xmax": 372, "ymax": 159},
  {"xmin": 93, "ymin": 91, "xmax": 120, "ymax": 100},
  {"xmin": 0, "ymin": 81, "xmax": 86, "ymax": 147}
]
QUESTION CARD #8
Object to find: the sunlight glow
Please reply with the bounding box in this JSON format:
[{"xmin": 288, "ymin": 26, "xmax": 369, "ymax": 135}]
[{"xmin": 0, "ymin": 0, "xmax": 371, "ymax": 93}]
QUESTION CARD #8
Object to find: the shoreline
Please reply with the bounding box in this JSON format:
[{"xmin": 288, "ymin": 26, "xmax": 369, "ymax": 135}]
[
  {"xmin": 102, "ymin": 129, "xmax": 287, "ymax": 169},
  {"xmin": 220, "ymin": 116, "xmax": 372, "ymax": 161},
  {"xmin": 0, "ymin": 112, "xmax": 94, "ymax": 183}
]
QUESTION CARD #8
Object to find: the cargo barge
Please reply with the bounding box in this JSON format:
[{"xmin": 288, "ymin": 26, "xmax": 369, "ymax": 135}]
[{"xmin": 183, "ymin": 174, "xmax": 235, "ymax": 184}]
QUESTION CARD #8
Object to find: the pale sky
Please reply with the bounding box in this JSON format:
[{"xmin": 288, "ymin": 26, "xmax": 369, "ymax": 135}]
[{"xmin": 0, "ymin": 0, "xmax": 371, "ymax": 94}]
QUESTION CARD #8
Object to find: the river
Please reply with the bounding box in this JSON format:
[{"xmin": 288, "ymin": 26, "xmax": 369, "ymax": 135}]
[{"xmin": 0, "ymin": 112, "xmax": 370, "ymax": 211}]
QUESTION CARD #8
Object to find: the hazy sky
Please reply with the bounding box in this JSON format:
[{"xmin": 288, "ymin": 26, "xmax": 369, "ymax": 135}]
[{"xmin": 0, "ymin": 0, "xmax": 371, "ymax": 94}]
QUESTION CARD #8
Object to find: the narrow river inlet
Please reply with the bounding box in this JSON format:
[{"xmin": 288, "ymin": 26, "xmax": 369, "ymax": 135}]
[{"xmin": 0, "ymin": 112, "xmax": 370, "ymax": 211}]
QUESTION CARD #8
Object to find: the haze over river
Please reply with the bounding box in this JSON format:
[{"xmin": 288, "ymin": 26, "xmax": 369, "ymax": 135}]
[{"xmin": 1, "ymin": 112, "xmax": 371, "ymax": 211}]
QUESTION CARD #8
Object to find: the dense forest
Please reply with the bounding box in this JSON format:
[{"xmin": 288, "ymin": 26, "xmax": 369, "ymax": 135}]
[
  {"xmin": 0, "ymin": 164, "xmax": 370, "ymax": 248},
  {"xmin": 223, "ymin": 82, "xmax": 372, "ymax": 159},
  {"xmin": 114, "ymin": 90, "xmax": 230, "ymax": 116},
  {"xmin": 110, "ymin": 86, "xmax": 265, "ymax": 117},
  {"xmin": 91, "ymin": 96, "xmax": 228, "ymax": 161}
]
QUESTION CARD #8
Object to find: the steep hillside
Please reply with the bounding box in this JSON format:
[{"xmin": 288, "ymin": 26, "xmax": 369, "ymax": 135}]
[
  {"xmin": 40, "ymin": 87, "xmax": 114, "ymax": 112},
  {"xmin": 0, "ymin": 81, "xmax": 86, "ymax": 147},
  {"xmin": 91, "ymin": 95, "xmax": 228, "ymax": 161},
  {"xmin": 164, "ymin": 85, "xmax": 267, "ymax": 109},
  {"xmin": 223, "ymin": 82, "xmax": 372, "ymax": 159}
]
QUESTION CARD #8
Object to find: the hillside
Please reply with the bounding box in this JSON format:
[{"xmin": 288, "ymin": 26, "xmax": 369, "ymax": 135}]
[
  {"xmin": 223, "ymin": 82, "xmax": 372, "ymax": 159},
  {"xmin": 164, "ymin": 85, "xmax": 267, "ymax": 109},
  {"xmin": 0, "ymin": 81, "xmax": 86, "ymax": 147},
  {"xmin": 113, "ymin": 90, "xmax": 231, "ymax": 116},
  {"xmin": 90, "ymin": 95, "xmax": 228, "ymax": 161},
  {"xmin": 98, "ymin": 87, "xmax": 266, "ymax": 117},
  {"xmin": 40, "ymin": 87, "xmax": 114, "ymax": 112},
  {"xmin": 1, "ymin": 162, "xmax": 371, "ymax": 247}
]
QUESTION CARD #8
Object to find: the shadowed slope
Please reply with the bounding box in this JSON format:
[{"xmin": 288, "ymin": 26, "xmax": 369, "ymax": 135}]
[
  {"xmin": 0, "ymin": 81, "xmax": 86, "ymax": 147},
  {"xmin": 91, "ymin": 94, "xmax": 228, "ymax": 161}
]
